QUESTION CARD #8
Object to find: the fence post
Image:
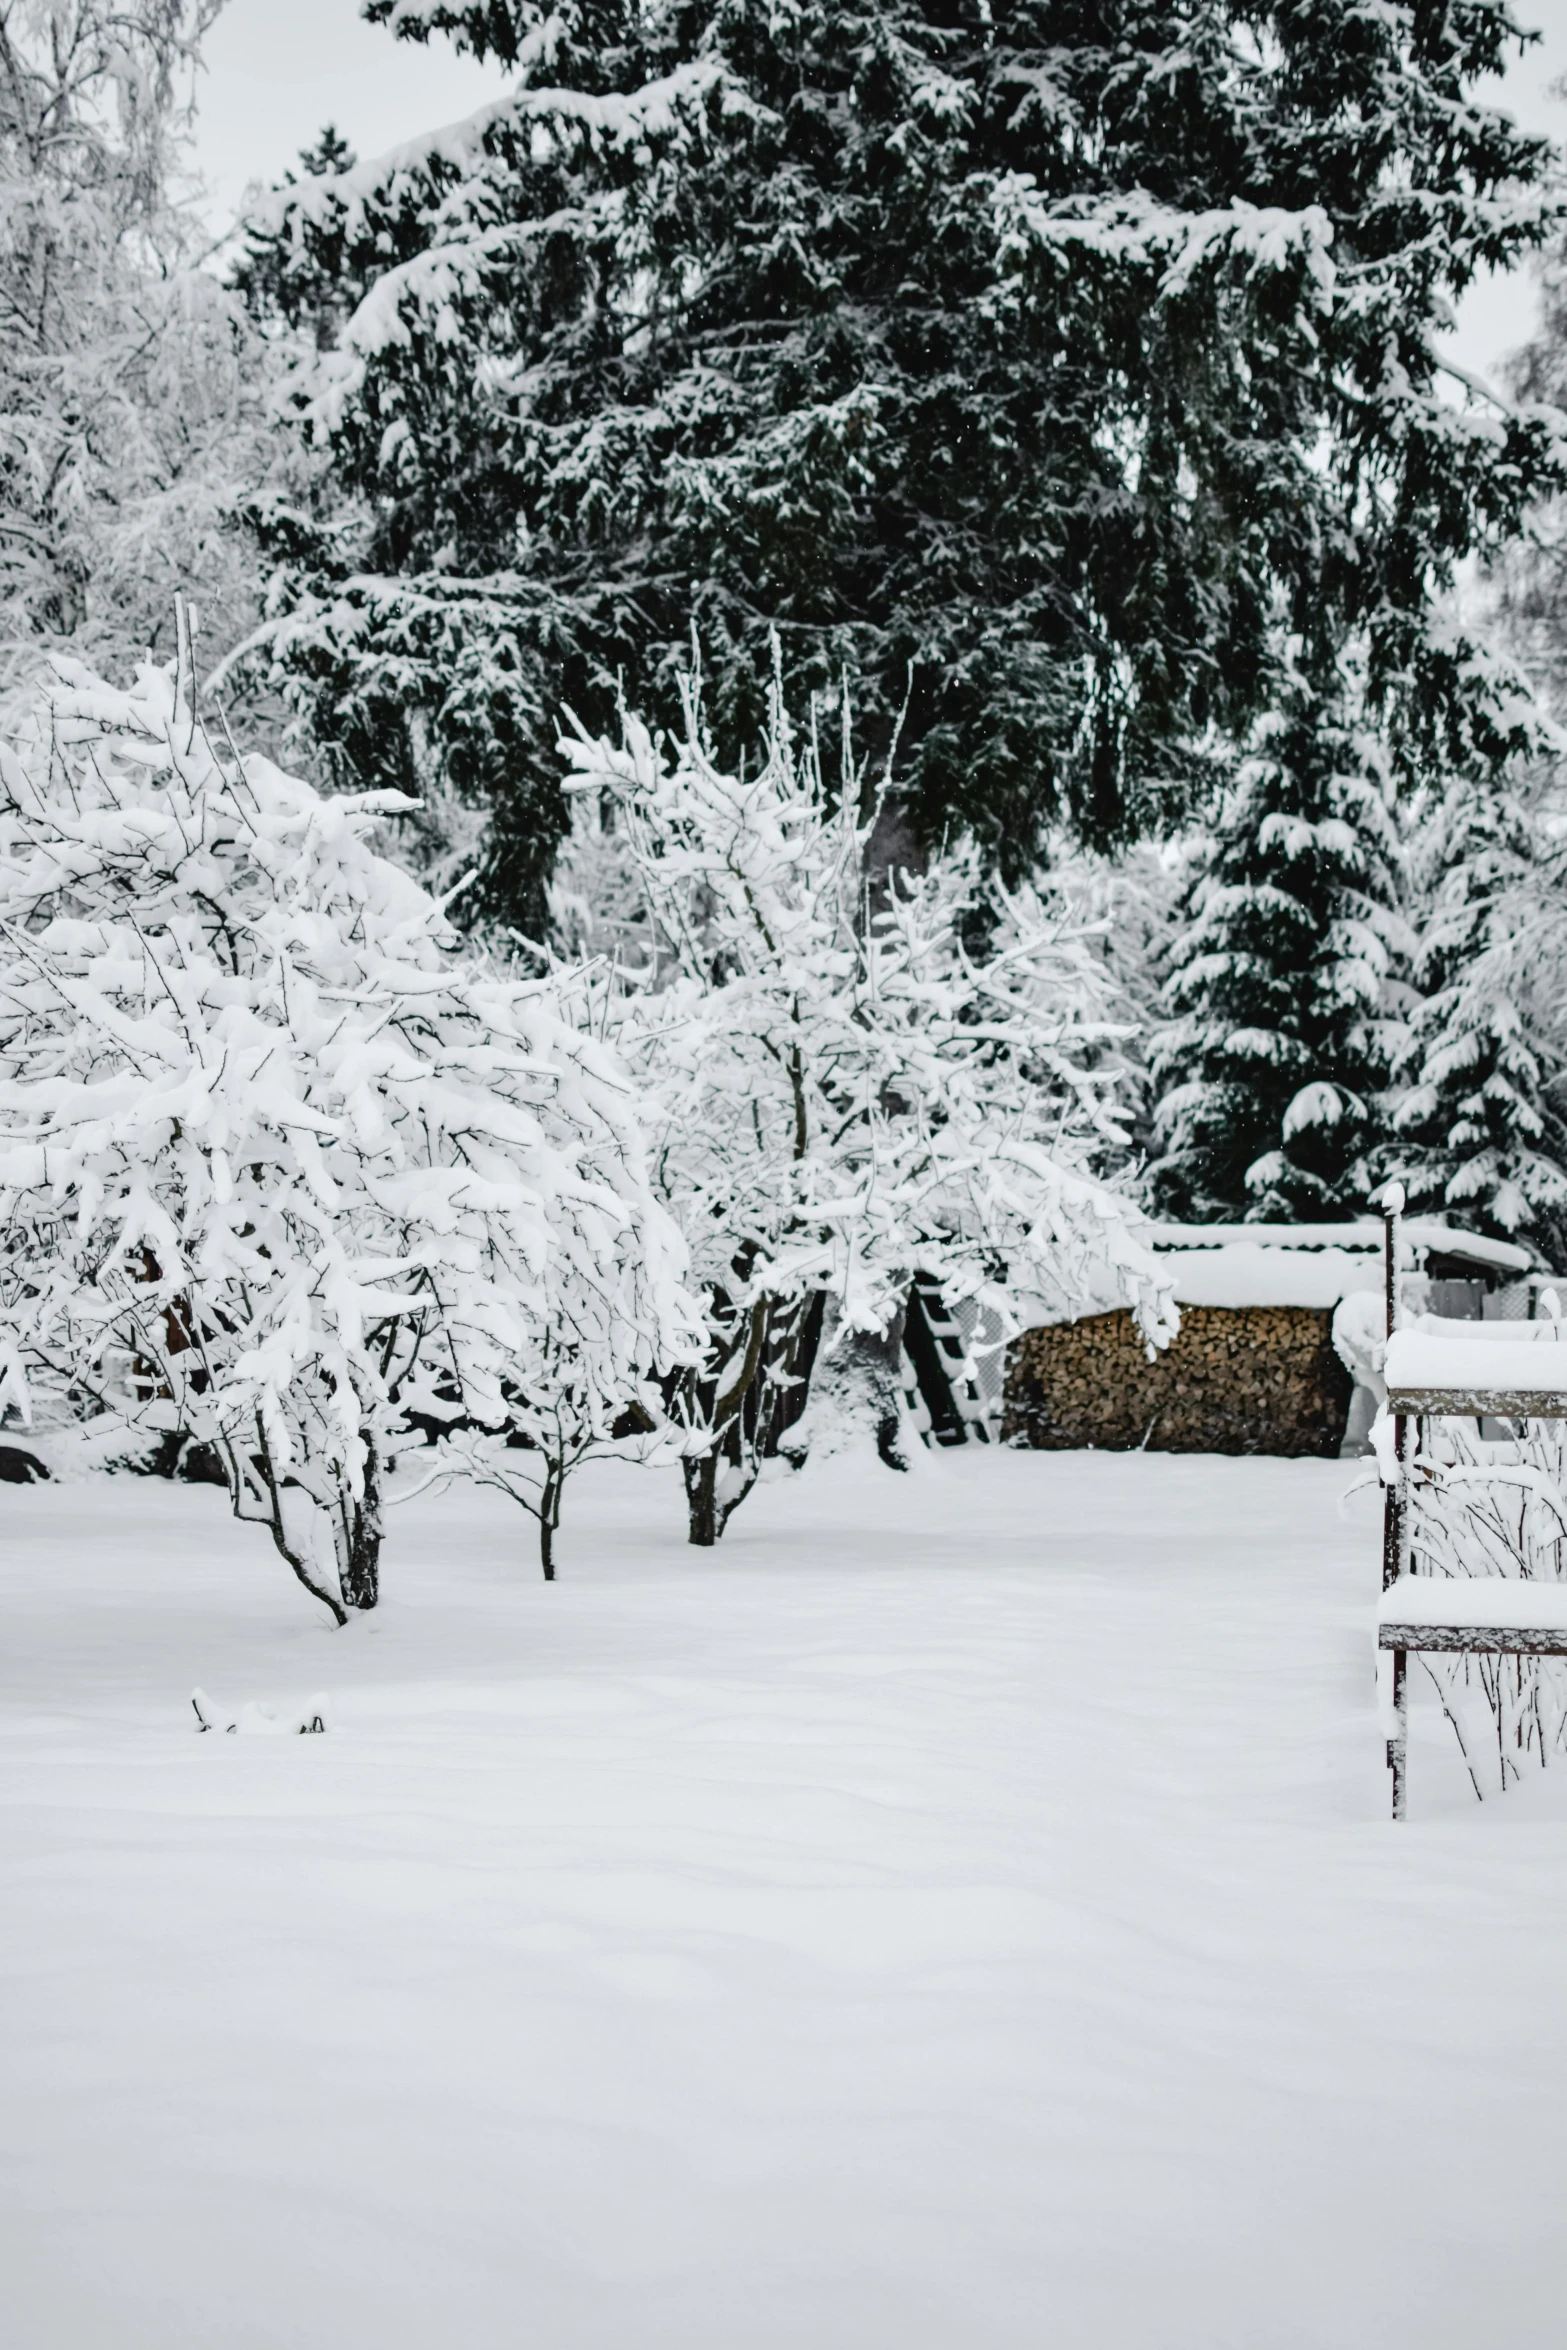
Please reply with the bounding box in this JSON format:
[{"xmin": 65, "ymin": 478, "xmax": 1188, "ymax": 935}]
[{"xmin": 1381, "ymin": 1184, "xmax": 1409, "ymax": 1818}]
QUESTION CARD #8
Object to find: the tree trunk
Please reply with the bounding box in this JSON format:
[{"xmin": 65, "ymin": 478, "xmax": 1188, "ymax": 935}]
[
  {"xmin": 759, "ymin": 1290, "xmax": 826, "ymax": 1464},
  {"xmin": 242, "ymin": 1419, "xmax": 348, "ymax": 1628},
  {"xmin": 148, "ymin": 1428, "xmax": 186, "ymax": 1479},
  {"xmin": 685, "ymin": 1449, "xmax": 718, "ymax": 1547},
  {"xmin": 864, "ymin": 1303, "xmax": 911, "ymax": 1468},
  {"xmin": 539, "ymin": 1465, "xmax": 560, "ymax": 1581},
  {"xmin": 338, "ymin": 1437, "xmax": 382, "ymax": 1611},
  {"xmin": 802, "ymin": 1303, "xmax": 911, "ymax": 1468}
]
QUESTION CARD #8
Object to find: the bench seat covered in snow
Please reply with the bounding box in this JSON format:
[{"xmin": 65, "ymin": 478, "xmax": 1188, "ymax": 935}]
[
  {"xmin": 1378, "ymin": 1575, "xmax": 1567, "ymax": 1654},
  {"xmin": 1382, "ymin": 1328, "xmax": 1567, "ymax": 1419}
]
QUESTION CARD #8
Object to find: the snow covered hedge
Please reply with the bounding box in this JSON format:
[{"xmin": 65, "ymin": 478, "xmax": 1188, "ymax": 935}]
[{"xmin": 0, "ymin": 629, "xmax": 695, "ymax": 1613}]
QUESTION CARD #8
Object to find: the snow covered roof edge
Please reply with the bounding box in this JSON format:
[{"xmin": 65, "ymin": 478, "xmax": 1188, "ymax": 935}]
[{"xmin": 1148, "ymin": 1222, "xmax": 1532, "ymax": 1275}]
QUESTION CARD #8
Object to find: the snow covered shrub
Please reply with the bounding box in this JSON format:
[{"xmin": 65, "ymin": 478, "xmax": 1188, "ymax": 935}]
[
  {"xmin": 0, "ymin": 629, "xmax": 694, "ymax": 1614},
  {"xmin": 547, "ymin": 787, "xmax": 659, "ymax": 971},
  {"xmin": 562, "ymin": 665, "xmax": 1176, "ymax": 1546},
  {"xmin": 1039, "ymin": 836, "xmax": 1187, "ymax": 1172},
  {"xmin": 392, "ymin": 964, "xmax": 703, "ymax": 1583}
]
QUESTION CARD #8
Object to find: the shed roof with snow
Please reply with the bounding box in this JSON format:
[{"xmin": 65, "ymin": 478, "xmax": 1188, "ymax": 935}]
[
  {"xmin": 1147, "ymin": 1220, "xmax": 1531, "ymax": 1310},
  {"xmin": 1016, "ymin": 1219, "xmax": 1532, "ymax": 1327}
]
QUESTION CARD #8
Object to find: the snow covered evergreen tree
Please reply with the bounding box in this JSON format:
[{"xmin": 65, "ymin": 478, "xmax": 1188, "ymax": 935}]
[
  {"xmin": 1149, "ymin": 684, "xmax": 1409, "ymax": 1220},
  {"xmin": 233, "ymin": 127, "xmax": 364, "ymax": 356},
  {"xmin": 1391, "ymin": 768, "xmax": 1567, "ymax": 1254},
  {"xmin": 0, "ymin": 626, "xmax": 695, "ymax": 1613},
  {"xmin": 237, "ymin": 0, "xmax": 1562, "ymax": 928},
  {"xmin": 565, "ymin": 664, "xmax": 1175, "ymax": 1545},
  {"xmin": 1441, "ymin": 232, "xmax": 1567, "ymax": 1255}
]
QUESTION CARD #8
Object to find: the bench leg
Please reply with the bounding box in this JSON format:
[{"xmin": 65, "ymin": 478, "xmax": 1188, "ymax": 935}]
[{"xmin": 1388, "ymin": 1646, "xmax": 1408, "ymax": 1821}]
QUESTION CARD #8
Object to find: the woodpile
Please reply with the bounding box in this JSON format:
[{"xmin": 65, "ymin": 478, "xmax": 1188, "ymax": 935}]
[{"xmin": 1002, "ymin": 1304, "xmax": 1353, "ymax": 1458}]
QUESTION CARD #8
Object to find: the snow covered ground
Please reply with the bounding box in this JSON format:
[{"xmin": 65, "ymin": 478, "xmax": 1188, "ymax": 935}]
[{"xmin": 4, "ymin": 1446, "xmax": 1567, "ymax": 2349}]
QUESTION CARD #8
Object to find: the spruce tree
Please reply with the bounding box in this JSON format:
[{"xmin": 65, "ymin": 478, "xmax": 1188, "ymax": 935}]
[
  {"xmin": 232, "ymin": 127, "xmax": 361, "ymax": 356},
  {"xmin": 1149, "ymin": 686, "xmax": 1408, "ymax": 1221},
  {"xmin": 1391, "ymin": 769, "xmax": 1567, "ymax": 1254},
  {"xmin": 234, "ymin": 1, "xmax": 1562, "ymax": 927}
]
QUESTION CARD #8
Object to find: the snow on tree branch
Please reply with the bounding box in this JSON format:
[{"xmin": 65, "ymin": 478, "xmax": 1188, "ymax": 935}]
[
  {"xmin": 559, "ymin": 656, "xmax": 1175, "ymax": 1544},
  {"xmin": 0, "ymin": 626, "xmax": 696, "ymax": 1613}
]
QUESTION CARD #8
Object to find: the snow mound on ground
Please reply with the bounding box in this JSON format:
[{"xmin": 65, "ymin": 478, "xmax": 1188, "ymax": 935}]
[{"xmin": 190, "ymin": 1688, "xmax": 332, "ymax": 1736}]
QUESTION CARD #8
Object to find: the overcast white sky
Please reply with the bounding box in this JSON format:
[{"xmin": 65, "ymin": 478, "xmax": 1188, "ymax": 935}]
[
  {"xmin": 192, "ymin": 0, "xmax": 506, "ymax": 224},
  {"xmin": 190, "ymin": 0, "xmax": 1567, "ymax": 384}
]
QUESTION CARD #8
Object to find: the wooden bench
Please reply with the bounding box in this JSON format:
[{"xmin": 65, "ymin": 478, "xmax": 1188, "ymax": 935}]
[
  {"xmin": 1378, "ymin": 1577, "xmax": 1567, "ymax": 1655},
  {"xmin": 1375, "ymin": 1195, "xmax": 1567, "ymax": 1815}
]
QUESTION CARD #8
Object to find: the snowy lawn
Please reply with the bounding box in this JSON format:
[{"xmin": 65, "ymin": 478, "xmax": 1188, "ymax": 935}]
[{"xmin": 5, "ymin": 1447, "xmax": 1567, "ymax": 2350}]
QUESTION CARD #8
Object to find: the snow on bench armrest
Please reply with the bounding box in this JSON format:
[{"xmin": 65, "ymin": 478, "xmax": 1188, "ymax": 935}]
[
  {"xmin": 1378, "ymin": 1577, "xmax": 1567, "ymax": 1630},
  {"xmin": 1383, "ymin": 1330, "xmax": 1567, "ymax": 1407}
]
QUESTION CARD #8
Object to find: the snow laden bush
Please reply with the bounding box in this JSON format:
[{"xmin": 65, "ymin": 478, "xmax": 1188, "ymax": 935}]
[
  {"xmin": 561, "ymin": 671, "xmax": 1176, "ymax": 1547},
  {"xmin": 0, "ymin": 634, "xmax": 694, "ymax": 1614},
  {"xmin": 393, "ymin": 958, "xmax": 703, "ymax": 1582}
]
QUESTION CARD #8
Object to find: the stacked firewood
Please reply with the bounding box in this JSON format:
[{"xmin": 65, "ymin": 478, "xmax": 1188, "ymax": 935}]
[{"xmin": 1001, "ymin": 1305, "xmax": 1352, "ymax": 1458}]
